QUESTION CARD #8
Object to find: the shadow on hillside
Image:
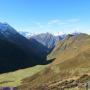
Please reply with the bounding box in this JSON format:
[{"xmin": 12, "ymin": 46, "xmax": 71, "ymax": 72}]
[
  {"xmin": 40, "ymin": 58, "xmax": 56, "ymax": 65},
  {"xmin": 0, "ymin": 58, "xmax": 55, "ymax": 74},
  {"xmin": 0, "ymin": 38, "xmax": 55, "ymax": 74}
]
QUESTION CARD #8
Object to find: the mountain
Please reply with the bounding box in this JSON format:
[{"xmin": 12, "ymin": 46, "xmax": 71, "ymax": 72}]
[
  {"xmin": 31, "ymin": 33, "xmax": 62, "ymax": 49},
  {"xmin": 48, "ymin": 33, "xmax": 90, "ymax": 64},
  {"xmin": 0, "ymin": 38, "xmax": 29, "ymax": 73},
  {"xmin": 17, "ymin": 33, "xmax": 90, "ymax": 90},
  {"xmin": 20, "ymin": 32, "xmax": 78, "ymax": 51},
  {"xmin": 0, "ymin": 22, "xmax": 50, "ymax": 73},
  {"xmin": 0, "ymin": 23, "xmax": 89, "ymax": 90},
  {"xmin": 20, "ymin": 32, "xmax": 62, "ymax": 50},
  {"xmin": 19, "ymin": 31, "xmax": 36, "ymax": 38},
  {"xmin": 0, "ymin": 23, "xmax": 49, "ymax": 59}
]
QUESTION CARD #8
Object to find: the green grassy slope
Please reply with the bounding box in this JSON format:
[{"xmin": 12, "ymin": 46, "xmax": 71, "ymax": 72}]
[{"xmin": 0, "ymin": 65, "xmax": 47, "ymax": 87}]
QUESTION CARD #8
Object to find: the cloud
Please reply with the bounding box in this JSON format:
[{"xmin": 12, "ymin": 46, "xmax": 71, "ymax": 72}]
[
  {"xmin": 47, "ymin": 18, "xmax": 79, "ymax": 26},
  {"xmin": 29, "ymin": 18, "xmax": 81, "ymax": 34},
  {"xmin": 48, "ymin": 19, "xmax": 60, "ymax": 25},
  {"xmin": 52, "ymin": 32, "xmax": 65, "ymax": 36},
  {"xmin": 48, "ymin": 19, "xmax": 67, "ymax": 25},
  {"xmin": 35, "ymin": 22, "xmax": 44, "ymax": 28},
  {"xmin": 34, "ymin": 18, "xmax": 80, "ymax": 29},
  {"xmin": 67, "ymin": 19, "xmax": 80, "ymax": 23}
]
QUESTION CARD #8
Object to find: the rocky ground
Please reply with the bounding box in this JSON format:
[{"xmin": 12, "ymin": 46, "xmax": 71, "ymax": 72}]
[{"xmin": 34, "ymin": 73, "xmax": 90, "ymax": 90}]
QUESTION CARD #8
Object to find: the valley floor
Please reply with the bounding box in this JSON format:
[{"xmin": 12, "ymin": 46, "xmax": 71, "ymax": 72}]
[
  {"xmin": 0, "ymin": 65, "xmax": 47, "ymax": 87},
  {"xmin": 0, "ymin": 65, "xmax": 90, "ymax": 90}
]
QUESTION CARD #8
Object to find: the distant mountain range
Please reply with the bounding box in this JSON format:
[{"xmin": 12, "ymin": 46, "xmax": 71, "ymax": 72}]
[
  {"xmin": 20, "ymin": 31, "xmax": 64, "ymax": 50},
  {"xmin": 0, "ymin": 23, "xmax": 51, "ymax": 73},
  {"xmin": 20, "ymin": 31, "xmax": 79, "ymax": 50}
]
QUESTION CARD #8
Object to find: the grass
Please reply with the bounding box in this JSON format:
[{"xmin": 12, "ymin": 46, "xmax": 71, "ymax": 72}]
[
  {"xmin": 17, "ymin": 65, "xmax": 90, "ymax": 89},
  {"xmin": 0, "ymin": 34, "xmax": 90, "ymax": 89},
  {"xmin": 0, "ymin": 65, "xmax": 47, "ymax": 87},
  {"xmin": 65, "ymin": 87, "xmax": 85, "ymax": 90}
]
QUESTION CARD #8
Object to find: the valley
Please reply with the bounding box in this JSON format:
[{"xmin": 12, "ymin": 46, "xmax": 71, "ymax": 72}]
[
  {"xmin": 0, "ymin": 25, "xmax": 89, "ymax": 90},
  {"xmin": 17, "ymin": 33, "xmax": 90, "ymax": 90},
  {"xmin": 0, "ymin": 0, "xmax": 90, "ymax": 90}
]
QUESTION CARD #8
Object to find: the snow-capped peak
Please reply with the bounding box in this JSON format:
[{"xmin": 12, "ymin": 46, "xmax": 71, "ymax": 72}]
[
  {"xmin": 19, "ymin": 31, "xmax": 39, "ymax": 38},
  {"xmin": 0, "ymin": 22, "xmax": 20, "ymax": 40},
  {"xmin": 0, "ymin": 22, "xmax": 17, "ymax": 34}
]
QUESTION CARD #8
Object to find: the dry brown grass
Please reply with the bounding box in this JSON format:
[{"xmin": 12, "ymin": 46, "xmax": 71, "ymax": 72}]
[{"xmin": 17, "ymin": 34, "xmax": 90, "ymax": 90}]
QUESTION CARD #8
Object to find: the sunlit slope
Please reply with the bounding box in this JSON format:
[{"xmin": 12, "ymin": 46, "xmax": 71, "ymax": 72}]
[
  {"xmin": 0, "ymin": 65, "xmax": 47, "ymax": 87},
  {"xmin": 48, "ymin": 33, "xmax": 90, "ymax": 64},
  {"xmin": 18, "ymin": 47, "xmax": 90, "ymax": 90},
  {"xmin": 18, "ymin": 34, "xmax": 90, "ymax": 90}
]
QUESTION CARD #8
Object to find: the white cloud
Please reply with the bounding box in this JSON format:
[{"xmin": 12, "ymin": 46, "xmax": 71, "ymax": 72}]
[
  {"xmin": 48, "ymin": 19, "xmax": 60, "ymax": 25},
  {"xmin": 67, "ymin": 19, "xmax": 80, "ymax": 23},
  {"xmin": 35, "ymin": 22, "xmax": 43, "ymax": 28},
  {"xmin": 52, "ymin": 32, "xmax": 65, "ymax": 36},
  {"xmin": 28, "ymin": 18, "xmax": 82, "ymax": 34},
  {"xmin": 47, "ymin": 18, "xmax": 79, "ymax": 26},
  {"xmin": 48, "ymin": 19, "xmax": 67, "ymax": 25}
]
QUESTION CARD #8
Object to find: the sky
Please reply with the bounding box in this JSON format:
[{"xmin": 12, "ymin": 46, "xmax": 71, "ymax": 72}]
[{"xmin": 0, "ymin": 0, "xmax": 90, "ymax": 34}]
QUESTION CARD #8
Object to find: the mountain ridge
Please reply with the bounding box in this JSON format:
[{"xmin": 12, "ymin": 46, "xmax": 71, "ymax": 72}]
[
  {"xmin": 17, "ymin": 33, "xmax": 90, "ymax": 90},
  {"xmin": 0, "ymin": 22, "xmax": 51, "ymax": 73}
]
